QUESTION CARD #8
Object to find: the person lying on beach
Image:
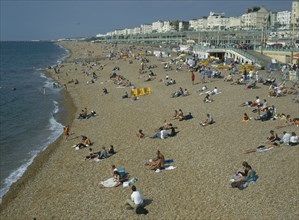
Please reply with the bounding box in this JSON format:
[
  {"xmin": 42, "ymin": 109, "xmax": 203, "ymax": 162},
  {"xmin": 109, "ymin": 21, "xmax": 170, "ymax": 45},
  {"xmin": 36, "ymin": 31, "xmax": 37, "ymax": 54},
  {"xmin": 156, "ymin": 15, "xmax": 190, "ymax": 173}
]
[
  {"xmin": 244, "ymin": 142, "xmax": 280, "ymax": 154},
  {"xmin": 263, "ymin": 77, "xmax": 276, "ymax": 86},
  {"xmin": 181, "ymin": 112, "xmax": 193, "ymax": 121},
  {"xmin": 250, "ymin": 96, "xmax": 261, "ymax": 108},
  {"xmin": 276, "ymin": 115, "xmax": 299, "ymax": 129},
  {"xmin": 85, "ymin": 148, "xmax": 98, "ymax": 160},
  {"xmin": 165, "ymin": 79, "xmax": 176, "ymax": 86},
  {"xmin": 98, "ymin": 146, "xmax": 108, "ymax": 159},
  {"xmin": 78, "ymin": 108, "xmax": 88, "ymax": 119},
  {"xmin": 230, "ymin": 77, "xmax": 244, "ymax": 85},
  {"xmin": 245, "ymin": 80, "xmax": 256, "ymax": 89},
  {"xmin": 200, "ymin": 114, "xmax": 214, "ymax": 127},
  {"xmin": 206, "ymin": 87, "xmax": 220, "ymax": 95},
  {"xmin": 223, "ymin": 73, "xmax": 233, "ymax": 82},
  {"xmin": 231, "ymin": 162, "xmax": 257, "ymax": 189},
  {"xmin": 260, "ymin": 99, "xmax": 268, "ymax": 111},
  {"xmin": 203, "ymin": 93, "xmax": 213, "ymax": 103},
  {"xmin": 197, "ymin": 85, "xmax": 208, "ymax": 93},
  {"xmin": 162, "ymin": 120, "xmax": 173, "ymax": 129},
  {"xmin": 239, "ymin": 101, "xmax": 253, "ymax": 107},
  {"xmin": 73, "ymin": 135, "xmax": 91, "ymax": 149},
  {"xmin": 150, "ymin": 128, "xmax": 170, "ymax": 139},
  {"xmin": 144, "ymin": 150, "xmax": 165, "ymax": 170},
  {"xmin": 86, "ymin": 110, "xmax": 97, "ymax": 118},
  {"xmin": 99, "ymin": 170, "xmax": 121, "ymax": 188}
]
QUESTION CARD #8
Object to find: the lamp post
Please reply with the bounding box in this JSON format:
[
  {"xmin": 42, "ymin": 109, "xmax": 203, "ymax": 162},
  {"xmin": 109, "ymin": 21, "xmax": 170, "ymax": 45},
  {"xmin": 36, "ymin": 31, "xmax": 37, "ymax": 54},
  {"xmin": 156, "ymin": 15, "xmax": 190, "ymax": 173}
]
[
  {"xmin": 260, "ymin": 27, "xmax": 264, "ymax": 54},
  {"xmin": 291, "ymin": 14, "xmax": 295, "ymax": 64}
]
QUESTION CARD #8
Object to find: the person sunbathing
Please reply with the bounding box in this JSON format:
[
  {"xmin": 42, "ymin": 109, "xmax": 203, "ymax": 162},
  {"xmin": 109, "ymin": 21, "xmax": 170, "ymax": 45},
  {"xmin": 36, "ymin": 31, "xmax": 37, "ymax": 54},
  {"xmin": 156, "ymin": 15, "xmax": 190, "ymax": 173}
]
[
  {"xmin": 250, "ymin": 96, "xmax": 261, "ymax": 108},
  {"xmin": 78, "ymin": 108, "xmax": 88, "ymax": 119},
  {"xmin": 260, "ymin": 99, "xmax": 268, "ymax": 111},
  {"xmin": 276, "ymin": 115, "xmax": 298, "ymax": 129},
  {"xmin": 145, "ymin": 150, "xmax": 165, "ymax": 170},
  {"xmin": 244, "ymin": 142, "xmax": 280, "ymax": 154},
  {"xmin": 98, "ymin": 146, "xmax": 108, "ymax": 159},
  {"xmin": 174, "ymin": 109, "xmax": 184, "ymax": 120},
  {"xmin": 245, "ymin": 80, "xmax": 256, "ymax": 89},
  {"xmin": 85, "ymin": 148, "xmax": 98, "ymax": 160},
  {"xmin": 180, "ymin": 112, "xmax": 193, "ymax": 121},
  {"xmin": 73, "ymin": 135, "xmax": 91, "ymax": 149},
  {"xmin": 203, "ymin": 94, "xmax": 213, "ymax": 103},
  {"xmin": 224, "ymin": 73, "xmax": 233, "ymax": 82},
  {"xmin": 151, "ymin": 128, "xmax": 170, "ymax": 139}
]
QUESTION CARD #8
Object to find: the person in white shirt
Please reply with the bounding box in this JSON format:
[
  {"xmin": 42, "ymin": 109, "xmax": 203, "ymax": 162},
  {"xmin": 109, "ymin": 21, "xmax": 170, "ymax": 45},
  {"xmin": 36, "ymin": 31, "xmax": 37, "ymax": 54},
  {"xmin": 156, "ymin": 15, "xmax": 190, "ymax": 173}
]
[
  {"xmin": 125, "ymin": 185, "xmax": 144, "ymax": 209},
  {"xmin": 280, "ymin": 131, "xmax": 291, "ymax": 145},
  {"xmin": 290, "ymin": 132, "xmax": 298, "ymax": 146}
]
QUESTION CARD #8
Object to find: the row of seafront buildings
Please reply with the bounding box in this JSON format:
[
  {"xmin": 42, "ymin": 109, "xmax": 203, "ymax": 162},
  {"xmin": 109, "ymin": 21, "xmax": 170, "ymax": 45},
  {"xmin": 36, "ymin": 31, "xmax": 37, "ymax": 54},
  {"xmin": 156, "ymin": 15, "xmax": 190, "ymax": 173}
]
[{"xmin": 97, "ymin": 1, "xmax": 299, "ymax": 37}]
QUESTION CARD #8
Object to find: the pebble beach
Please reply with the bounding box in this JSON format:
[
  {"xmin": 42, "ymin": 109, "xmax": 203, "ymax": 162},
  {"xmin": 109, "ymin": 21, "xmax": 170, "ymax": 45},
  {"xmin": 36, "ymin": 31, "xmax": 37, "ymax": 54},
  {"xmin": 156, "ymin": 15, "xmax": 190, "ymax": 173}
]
[{"xmin": 0, "ymin": 41, "xmax": 298, "ymax": 220}]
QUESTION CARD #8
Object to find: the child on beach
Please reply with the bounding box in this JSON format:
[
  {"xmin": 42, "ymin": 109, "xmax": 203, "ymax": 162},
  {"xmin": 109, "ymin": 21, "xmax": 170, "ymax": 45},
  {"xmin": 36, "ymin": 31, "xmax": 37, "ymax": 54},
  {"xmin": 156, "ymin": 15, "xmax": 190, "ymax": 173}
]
[{"xmin": 63, "ymin": 125, "xmax": 70, "ymax": 141}]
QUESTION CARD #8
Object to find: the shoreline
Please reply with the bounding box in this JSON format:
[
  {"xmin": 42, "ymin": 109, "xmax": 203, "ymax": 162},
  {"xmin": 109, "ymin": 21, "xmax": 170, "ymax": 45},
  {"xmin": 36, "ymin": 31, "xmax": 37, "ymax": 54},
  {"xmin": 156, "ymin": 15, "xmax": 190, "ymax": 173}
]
[
  {"xmin": 0, "ymin": 43, "xmax": 77, "ymax": 209},
  {"xmin": 0, "ymin": 41, "xmax": 298, "ymax": 219}
]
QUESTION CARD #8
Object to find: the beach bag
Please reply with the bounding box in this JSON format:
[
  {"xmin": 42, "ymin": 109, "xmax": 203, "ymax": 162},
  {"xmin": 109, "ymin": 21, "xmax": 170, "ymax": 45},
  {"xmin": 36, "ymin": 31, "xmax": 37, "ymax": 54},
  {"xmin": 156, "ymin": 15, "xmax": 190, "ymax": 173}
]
[{"xmin": 136, "ymin": 207, "xmax": 149, "ymax": 215}]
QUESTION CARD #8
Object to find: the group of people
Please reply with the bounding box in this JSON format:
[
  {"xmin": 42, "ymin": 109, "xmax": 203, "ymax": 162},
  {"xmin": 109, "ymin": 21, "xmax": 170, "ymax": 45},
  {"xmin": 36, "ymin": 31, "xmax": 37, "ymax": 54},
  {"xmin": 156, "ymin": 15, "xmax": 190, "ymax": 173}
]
[
  {"xmin": 171, "ymin": 87, "xmax": 190, "ymax": 98},
  {"xmin": 85, "ymin": 145, "xmax": 116, "ymax": 160}
]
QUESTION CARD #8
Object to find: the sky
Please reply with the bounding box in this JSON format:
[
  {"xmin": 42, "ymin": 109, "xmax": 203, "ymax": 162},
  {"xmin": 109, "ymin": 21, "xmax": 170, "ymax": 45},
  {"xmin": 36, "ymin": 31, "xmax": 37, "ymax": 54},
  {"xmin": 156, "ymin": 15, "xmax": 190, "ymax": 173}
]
[{"xmin": 0, "ymin": 0, "xmax": 293, "ymax": 41}]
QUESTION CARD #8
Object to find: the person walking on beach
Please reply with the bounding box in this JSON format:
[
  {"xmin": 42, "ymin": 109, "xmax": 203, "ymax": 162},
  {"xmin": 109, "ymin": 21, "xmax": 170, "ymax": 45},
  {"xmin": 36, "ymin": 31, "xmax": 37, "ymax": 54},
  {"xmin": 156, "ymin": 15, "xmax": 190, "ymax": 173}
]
[
  {"xmin": 191, "ymin": 71, "xmax": 195, "ymax": 85},
  {"xmin": 63, "ymin": 125, "xmax": 70, "ymax": 141},
  {"xmin": 125, "ymin": 185, "xmax": 144, "ymax": 210}
]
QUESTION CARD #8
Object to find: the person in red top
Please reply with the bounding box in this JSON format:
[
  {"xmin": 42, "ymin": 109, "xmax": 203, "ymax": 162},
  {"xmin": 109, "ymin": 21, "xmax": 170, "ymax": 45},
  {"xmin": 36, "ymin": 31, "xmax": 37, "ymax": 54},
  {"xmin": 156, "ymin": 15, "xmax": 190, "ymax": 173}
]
[{"xmin": 191, "ymin": 72, "xmax": 195, "ymax": 85}]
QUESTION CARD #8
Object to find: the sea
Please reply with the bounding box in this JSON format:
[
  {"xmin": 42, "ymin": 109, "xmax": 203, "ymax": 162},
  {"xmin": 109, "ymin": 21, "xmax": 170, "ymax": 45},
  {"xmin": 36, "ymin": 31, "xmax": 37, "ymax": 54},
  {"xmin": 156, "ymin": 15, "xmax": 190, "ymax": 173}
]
[{"xmin": 0, "ymin": 41, "xmax": 69, "ymax": 201}]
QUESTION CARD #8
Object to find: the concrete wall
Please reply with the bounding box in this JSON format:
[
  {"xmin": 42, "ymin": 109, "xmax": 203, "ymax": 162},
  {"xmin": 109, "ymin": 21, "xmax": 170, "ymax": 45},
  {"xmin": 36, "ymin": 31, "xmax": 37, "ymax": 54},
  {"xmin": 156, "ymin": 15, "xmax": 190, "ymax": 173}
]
[{"xmin": 255, "ymin": 50, "xmax": 292, "ymax": 63}]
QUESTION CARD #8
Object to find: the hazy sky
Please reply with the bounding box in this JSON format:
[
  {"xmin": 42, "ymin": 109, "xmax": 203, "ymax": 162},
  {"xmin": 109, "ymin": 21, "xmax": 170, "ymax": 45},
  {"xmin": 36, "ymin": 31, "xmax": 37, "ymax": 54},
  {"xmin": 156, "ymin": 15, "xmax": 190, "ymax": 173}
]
[{"xmin": 0, "ymin": 0, "xmax": 293, "ymax": 41}]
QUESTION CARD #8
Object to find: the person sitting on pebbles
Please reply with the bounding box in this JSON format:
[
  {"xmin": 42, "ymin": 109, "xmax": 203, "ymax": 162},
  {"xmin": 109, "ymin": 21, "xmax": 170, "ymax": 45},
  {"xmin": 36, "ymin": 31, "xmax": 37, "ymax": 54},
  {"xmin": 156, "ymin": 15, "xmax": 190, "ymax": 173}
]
[
  {"xmin": 200, "ymin": 114, "xmax": 214, "ymax": 127},
  {"xmin": 73, "ymin": 135, "xmax": 91, "ymax": 150},
  {"xmin": 145, "ymin": 150, "xmax": 165, "ymax": 170}
]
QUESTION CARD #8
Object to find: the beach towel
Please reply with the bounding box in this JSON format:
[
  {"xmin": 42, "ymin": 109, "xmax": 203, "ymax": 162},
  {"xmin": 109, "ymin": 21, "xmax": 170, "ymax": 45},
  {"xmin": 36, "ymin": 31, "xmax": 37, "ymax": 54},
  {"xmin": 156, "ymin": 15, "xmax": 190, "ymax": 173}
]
[
  {"xmin": 100, "ymin": 177, "xmax": 118, "ymax": 188},
  {"xmin": 257, "ymin": 147, "xmax": 273, "ymax": 153}
]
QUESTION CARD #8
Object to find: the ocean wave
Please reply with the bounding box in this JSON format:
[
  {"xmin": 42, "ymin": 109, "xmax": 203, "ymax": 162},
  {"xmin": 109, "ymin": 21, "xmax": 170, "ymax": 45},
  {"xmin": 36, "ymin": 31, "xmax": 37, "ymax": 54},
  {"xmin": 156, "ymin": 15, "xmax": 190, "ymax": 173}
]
[
  {"xmin": 57, "ymin": 45, "xmax": 69, "ymax": 64},
  {"xmin": 0, "ymin": 102, "xmax": 64, "ymax": 203}
]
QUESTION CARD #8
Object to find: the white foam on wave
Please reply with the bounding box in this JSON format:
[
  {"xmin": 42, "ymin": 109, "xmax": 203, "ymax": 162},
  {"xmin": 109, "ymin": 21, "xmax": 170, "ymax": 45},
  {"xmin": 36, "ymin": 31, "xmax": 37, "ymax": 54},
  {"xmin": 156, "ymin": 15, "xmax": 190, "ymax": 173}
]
[
  {"xmin": 0, "ymin": 101, "xmax": 64, "ymax": 202},
  {"xmin": 57, "ymin": 45, "xmax": 69, "ymax": 64}
]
